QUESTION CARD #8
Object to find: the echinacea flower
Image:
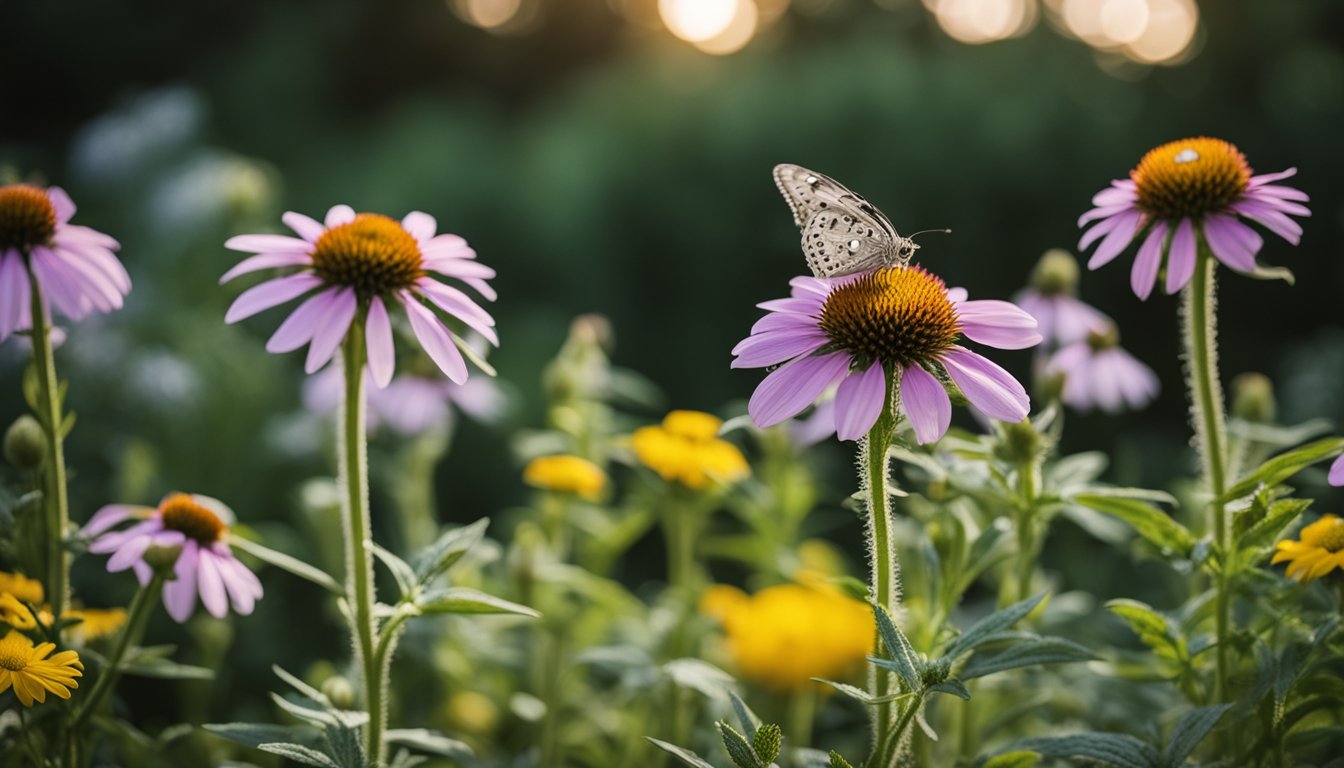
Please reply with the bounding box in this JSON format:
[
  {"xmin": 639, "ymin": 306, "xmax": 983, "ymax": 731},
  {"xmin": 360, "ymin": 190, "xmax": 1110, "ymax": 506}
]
[
  {"xmin": 302, "ymin": 358, "xmax": 505, "ymax": 435},
  {"xmin": 733, "ymin": 267, "xmax": 1040, "ymax": 443},
  {"xmin": 0, "ymin": 629, "xmax": 83, "ymax": 706},
  {"xmin": 1013, "ymin": 249, "xmax": 1110, "ymax": 348},
  {"xmin": 83, "ymin": 493, "xmax": 263, "ymax": 623},
  {"xmin": 221, "ymin": 206, "xmax": 497, "ymax": 387},
  {"xmin": 523, "ymin": 455, "xmax": 607, "ymax": 501},
  {"xmin": 1046, "ymin": 323, "xmax": 1159, "ymax": 414},
  {"xmin": 632, "ymin": 410, "xmax": 749, "ymax": 489},
  {"xmin": 1078, "ymin": 137, "xmax": 1311, "ymax": 300},
  {"xmin": 0, "ymin": 184, "xmax": 129, "ymax": 341},
  {"xmin": 701, "ymin": 582, "xmax": 873, "ymax": 692},
  {"xmin": 1272, "ymin": 515, "xmax": 1344, "ymax": 583}
]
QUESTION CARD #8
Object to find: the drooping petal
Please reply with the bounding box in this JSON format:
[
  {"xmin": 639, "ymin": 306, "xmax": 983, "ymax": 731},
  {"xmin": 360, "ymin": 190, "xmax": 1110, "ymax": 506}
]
[
  {"xmin": 0, "ymin": 252, "xmax": 31, "ymax": 340},
  {"xmin": 107, "ymin": 535, "xmax": 152, "ymax": 572},
  {"xmin": 218, "ymin": 555, "xmax": 263, "ymax": 614},
  {"xmin": 422, "ymin": 258, "xmax": 497, "ymax": 281},
  {"xmin": 955, "ymin": 300, "xmax": 1041, "ymax": 350},
  {"xmin": 1165, "ymin": 218, "xmax": 1197, "ymax": 294},
  {"xmin": 82, "ymin": 505, "xmax": 146, "ymax": 537},
  {"xmin": 195, "ymin": 552, "xmax": 229, "ymax": 618},
  {"xmin": 1202, "ymin": 214, "xmax": 1262, "ymax": 272},
  {"xmin": 403, "ymin": 294, "xmax": 469, "ymax": 383},
  {"xmin": 1086, "ymin": 212, "xmax": 1144, "ymax": 269},
  {"xmin": 731, "ymin": 329, "xmax": 829, "ymax": 369},
  {"xmin": 940, "ymin": 346, "xmax": 1029, "ymax": 423},
  {"xmin": 1230, "ymin": 200, "xmax": 1303, "ymax": 245},
  {"xmin": 47, "ymin": 186, "xmax": 76, "ymax": 223},
  {"xmin": 900, "ymin": 364, "xmax": 951, "ymax": 445},
  {"xmin": 415, "ymin": 279, "xmax": 499, "ymax": 346},
  {"xmin": 219, "ymin": 252, "xmax": 312, "ymax": 284},
  {"xmin": 223, "ymin": 234, "xmax": 312, "ymax": 254},
  {"xmin": 225, "ymin": 273, "xmax": 323, "ymax": 323},
  {"xmin": 163, "ymin": 543, "xmax": 200, "ymax": 623},
  {"xmin": 747, "ymin": 352, "xmax": 851, "ymax": 428},
  {"xmin": 266, "ymin": 288, "xmax": 340, "ymax": 353},
  {"xmin": 282, "ymin": 211, "xmax": 326, "ymax": 242},
  {"xmin": 1130, "ymin": 221, "xmax": 1168, "ymax": 300},
  {"xmin": 833, "ymin": 363, "xmax": 887, "ymax": 441},
  {"xmin": 1249, "ymin": 168, "xmax": 1297, "ymax": 186},
  {"xmin": 1078, "ymin": 202, "xmax": 1136, "ymax": 228},
  {"xmin": 401, "ymin": 211, "xmax": 437, "ymax": 241},
  {"xmin": 304, "ymin": 288, "xmax": 357, "ymax": 373},
  {"xmin": 366, "ymin": 296, "xmax": 395, "ymax": 389}
]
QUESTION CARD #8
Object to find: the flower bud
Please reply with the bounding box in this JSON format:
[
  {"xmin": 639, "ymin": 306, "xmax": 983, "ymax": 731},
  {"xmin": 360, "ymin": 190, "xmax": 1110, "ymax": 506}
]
[
  {"xmin": 3, "ymin": 415, "xmax": 46, "ymax": 471},
  {"xmin": 144, "ymin": 543, "xmax": 183, "ymax": 575},
  {"xmin": 1029, "ymin": 249, "xmax": 1081, "ymax": 296},
  {"xmin": 321, "ymin": 675, "xmax": 356, "ymax": 710},
  {"xmin": 994, "ymin": 419, "xmax": 1043, "ymax": 465},
  {"xmin": 1231, "ymin": 372, "xmax": 1276, "ymax": 424}
]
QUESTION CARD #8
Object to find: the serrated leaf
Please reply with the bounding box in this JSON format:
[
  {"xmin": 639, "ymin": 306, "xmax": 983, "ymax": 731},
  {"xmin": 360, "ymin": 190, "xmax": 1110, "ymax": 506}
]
[
  {"xmin": 414, "ymin": 587, "xmax": 538, "ymax": 617},
  {"xmin": 871, "ymin": 602, "xmax": 921, "ymax": 691},
  {"xmin": 256, "ymin": 742, "xmax": 340, "ymax": 767},
  {"xmin": 1009, "ymin": 733, "xmax": 1160, "ymax": 768},
  {"xmin": 719, "ymin": 721, "xmax": 760, "ymax": 768},
  {"xmin": 728, "ymin": 691, "xmax": 760, "ymax": 741},
  {"xmin": 412, "ymin": 518, "xmax": 489, "ymax": 586},
  {"xmin": 646, "ymin": 737, "xmax": 718, "ymax": 768},
  {"xmin": 961, "ymin": 636, "xmax": 1095, "ymax": 680},
  {"xmin": 371, "ymin": 543, "xmax": 417, "ymax": 599},
  {"xmin": 1162, "ymin": 704, "xmax": 1229, "ymax": 766},
  {"xmin": 829, "ymin": 751, "xmax": 856, "ymax": 768},
  {"xmin": 1075, "ymin": 495, "xmax": 1194, "ymax": 555},
  {"xmin": 753, "ymin": 724, "xmax": 781, "ymax": 765},
  {"xmin": 1239, "ymin": 498, "xmax": 1311, "ymax": 550},
  {"xmin": 229, "ymin": 536, "xmax": 342, "ymax": 594},
  {"xmin": 1221, "ymin": 437, "xmax": 1344, "ymax": 502},
  {"xmin": 945, "ymin": 592, "xmax": 1047, "ymax": 659},
  {"xmin": 384, "ymin": 728, "xmax": 473, "ymax": 759}
]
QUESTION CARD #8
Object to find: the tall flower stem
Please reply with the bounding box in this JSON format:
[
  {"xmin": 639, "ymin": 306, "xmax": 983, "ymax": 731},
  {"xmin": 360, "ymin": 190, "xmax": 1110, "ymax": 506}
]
[
  {"xmin": 1015, "ymin": 456, "xmax": 1039, "ymax": 604},
  {"xmin": 72, "ymin": 572, "xmax": 167, "ymax": 731},
  {"xmin": 1182, "ymin": 245, "xmax": 1231, "ymax": 706},
  {"xmin": 862, "ymin": 374, "xmax": 900, "ymax": 762},
  {"xmin": 27, "ymin": 271, "xmax": 71, "ymax": 625},
  {"xmin": 339, "ymin": 320, "xmax": 384, "ymax": 763}
]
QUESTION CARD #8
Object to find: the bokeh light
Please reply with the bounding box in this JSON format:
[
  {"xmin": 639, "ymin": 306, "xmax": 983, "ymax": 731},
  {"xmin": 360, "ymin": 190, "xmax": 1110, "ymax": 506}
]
[
  {"xmin": 694, "ymin": 0, "xmax": 760, "ymax": 55},
  {"xmin": 932, "ymin": 0, "xmax": 1036, "ymax": 45},
  {"xmin": 660, "ymin": 0, "xmax": 742, "ymax": 43},
  {"xmin": 1056, "ymin": 0, "xmax": 1198, "ymax": 63},
  {"xmin": 451, "ymin": 0, "xmax": 525, "ymax": 31}
]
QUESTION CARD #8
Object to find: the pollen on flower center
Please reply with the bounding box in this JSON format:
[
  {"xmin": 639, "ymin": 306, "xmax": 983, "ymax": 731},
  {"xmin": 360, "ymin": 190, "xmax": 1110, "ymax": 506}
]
[
  {"xmin": 0, "ymin": 634, "xmax": 28, "ymax": 670},
  {"xmin": 819, "ymin": 266, "xmax": 961, "ymax": 368},
  {"xmin": 159, "ymin": 493, "xmax": 226, "ymax": 545},
  {"xmin": 0, "ymin": 185, "xmax": 57, "ymax": 252},
  {"xmin": 1307, "ymin": 516, "xmax": 1344, "ymax": 553},
  {"xmin": 1132, "ymin": 137, "xmax": 1251, "ymax": 220},
  {"xmin": 310, "ymin": 213, "xmax": 424, "ymax": 296}
]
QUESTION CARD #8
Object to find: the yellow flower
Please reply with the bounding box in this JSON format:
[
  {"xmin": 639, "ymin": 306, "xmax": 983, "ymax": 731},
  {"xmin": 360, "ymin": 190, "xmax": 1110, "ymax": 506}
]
[
  {"xmin": 0, "ymin": 571, "xmax": 45, "ymax": 605},
  {"xmin": 0, "ymin": 630, "xmax": 83, "ymax": 706},
  {"xmin": 1273, "ymin": 515, "xmax": 1344, "ymax": 583},
  {"xmin": 63, "ymin": 608, "xmax": 128, "ymax": 643},
  {"xmin": 1, "ymin": 593, "xmax": 37, "ymax": 630},
  {"xmin": 632, "ymin": 410, "xmax": 749, "ymax": 489},
  {"xmin": 701, "ymin": 582, "xmax": 873, "ymax": 692},
  {"xmin": 523, "ymin": 455, "xmax": 607, "ymax": 501}
]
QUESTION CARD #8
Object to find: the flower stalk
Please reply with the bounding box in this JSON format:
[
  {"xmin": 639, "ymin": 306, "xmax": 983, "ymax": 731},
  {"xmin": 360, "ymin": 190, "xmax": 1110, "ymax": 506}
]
[
  {"xmin": 27, "ymin": 270, "xmax": 71, "ymax": 626},
  {"xmin": 339, "ymin": 318, "xmax": 385, "ymax": 762},
  {"xmin": 862, "ymin": 372, "xmax": 900, "ymax": 762},
  {"xmin": 73, "ymin": 571, "xmax": 167, "ymax": 729}
]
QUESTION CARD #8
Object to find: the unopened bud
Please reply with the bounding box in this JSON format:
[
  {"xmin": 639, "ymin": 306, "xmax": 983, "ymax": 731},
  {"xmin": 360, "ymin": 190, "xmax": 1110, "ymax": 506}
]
[
  {"xmin": 4, "ymin": 415, "xmax": 46, "ymax": 471},
  {"xmin": 1231, "ymin": 373, "xmax": 1276, "ymax": 424},
  {"xmin": 995, "ymin": 419, "xmax": 1043, "ymax": 465},
  {"xmin": 321, "ymin": 675, "xmax": 355, "ymax": 710},
  {"xmin": 1029, "ymin": 249, "xmax": 1081, "ymax": 296},
  {"xmin": 144, "ymin": 543, "xmax": 183, "ymax": 575}
]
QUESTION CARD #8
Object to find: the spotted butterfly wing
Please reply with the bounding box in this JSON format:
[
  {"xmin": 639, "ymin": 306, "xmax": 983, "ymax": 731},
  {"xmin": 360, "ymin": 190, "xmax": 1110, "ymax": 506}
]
[{"xmin": 772, "ymin": 164, "xmax": 901, "ymax": 278}]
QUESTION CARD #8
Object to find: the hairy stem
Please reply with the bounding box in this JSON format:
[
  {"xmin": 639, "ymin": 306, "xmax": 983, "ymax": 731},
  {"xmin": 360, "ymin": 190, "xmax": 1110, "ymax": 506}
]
[
  {"xmin": 73, "ymin": 572, "xmax": 166, "ymax": 730},
  {"xmin": 28, "ymin": 270, "xmax": 70, "ymax": 625},
  {"xmin": 862, "ymin": 373, "xmax": 900, "ymax": 764},
  {"xmin": 1015, "ymin": 457, "xmax": 1039, "ymax": 604}
]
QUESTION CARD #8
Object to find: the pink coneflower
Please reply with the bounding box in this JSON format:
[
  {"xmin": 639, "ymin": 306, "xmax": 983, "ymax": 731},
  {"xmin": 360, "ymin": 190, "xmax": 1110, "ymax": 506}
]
[
  {"xmin": 83, "ymin": 493, "xmax": 262, "ymax": 623},
  {"xmin": 1046, "ymin": 323, "xmax": 1158, "ymax": 414},
  {"xmin": 732, "ymin": 266, "xmax": 1040, "ymax": 443},
  {"xmin": 0, "ymin": 184, "xmax": 129, "ymax": 341},
  {"xmin": 1013, "ymin": 249, "xmax": 1110, "ymax": 348},
  {"xmin": 303, "ymin": 365, "xmax": 505, "ymax": 435},
  {"xmin": 221, "ymin": 206, "xmax": 496, "ymax": 386},
  {"xmin": 1078, "ymin": 137, "xmax": 1311, "ymax": 300}
]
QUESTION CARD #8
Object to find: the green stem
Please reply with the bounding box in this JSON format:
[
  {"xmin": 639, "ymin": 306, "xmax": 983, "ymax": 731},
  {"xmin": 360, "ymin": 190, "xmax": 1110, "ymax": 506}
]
[
  {"xmin": 863, "ymin": 374, "xmax": 900, "ymax": 764},
  {"xmin": 787, "ymin": 686, "xmax": 818, "ymax": 751},
  {"xmin": 1015, "ymin": 459, "xmax": 1039, "ymax": 604},
  {"xmin": 663, "ymin": 497, "xmax": 701, "ymax": 594},
  {"xmin": 537, "ymin": 625, "xmax": 566, "ymax": 768},
  {"xmin": 72, "ymin": 572, "xmax": 166, "ymax": 730},
  {"xmin": 28, "ymin": 269, "xmax": 71, "ymax": 624},
  {"xmin": 1182, "ymin": 246, "xmax": 1231, "ymax": 705},
  {"xmin": 339, "ymin": 322, "xmax": 383, "ymax": 763},
  {"xmin": 880, "ymin": 693, "xmax": 925, "ymax": 768}
]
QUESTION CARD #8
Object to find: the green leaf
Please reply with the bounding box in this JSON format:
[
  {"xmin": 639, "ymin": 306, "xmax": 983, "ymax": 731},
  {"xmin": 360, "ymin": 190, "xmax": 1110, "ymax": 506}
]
[
  {"xmin": 927, "ymin": 678, "xmax": 971, "ymax": 700},
  {"xmin": 718, "ymin": 721, "xmax": 761, "ymax": 768},
  {"xmin": 871, "ymin": 602, "xmax": 921, "ymax": 691},
  {"xmin": 1162, "ymin": 704, "xmax": 1229, "ymax": 767},
  {"xmin": 122, "ymin": 657, "xmax": 214, "ymax": 680},
  {"xmin": 412, "ymin": 518, "xmax": 489, "ymax": 587},
  {"xmin": 1075, "ymin": 485, "xmax": 1179, "ymax": 506},
  {"xmin": 961, "ymin": 636, "xmax": 1095, "ymax": 680},
  {"xmin": 371, "ymin": 543, "xmax": 417, "ymax": 599},
  {"xmin": 229, "ymin": 536, "xmax": 341, "ymax": 595},
  {"xmin": 829, "ymin": 751, "xmax": 856, "ymax": 768},
  {"xmin": 414, "ymin": 587, "xmax": 539, "ymax": 617},
  {"xmin": 203, "ymin": 722, "xmax": 312, "ymax": 750},
  {"xmin": 810, "ymin": 678, "xmax": 908, "ymax": 705},
  {"xmin": 1239, "ymin": 498, "xmax": 1311, "ymax": 550},
  {"xmin": 1074, "ymin": 495, "xmax": 1194, "ymax": 555},
  {"xmin": 1105, "ymin": 599, "xmax": 1186, "ymax": 665},
  {"xmin": 1010, "ymin": 733, "xmax": 1160, "ymax": 768},
  {"xmin": 1221, "ymin": 437, "xmax": 1344, "ymax": 502},
  {"xmin": 945, "ymin": 592, "xmax": 1047, "ymax": 659},
  {"xmin": 983, "ymin": 751, "xmax": 1041, "ymax": 768},
  {"xmin": 728, "ymin": 691, "xmax": 760, "ymax": 741},
  {"xmin": 1245, "ymin": 263, "xmax": 1295, "ymax": 285},
  {"xmin": 646, "ymin": 738, "xmax": 718, "ymax": 768},
  {"xmin": 753, "ymin": 724, "xmax": 781, "ymax": 765},
  {"xmin": 384, "ymin": 728, "xmax": 473, "ymax": 759},
  {"xmin": 273, "ymin": 665, "xmax": 332, "ymax": 707},
  {"xmin": 664, "ymin": 658, "xmax": 734, "ymax": 699},
  {"xmin": 256, "ymin": 742, "xmax": 339, "ymax": 767},
  {"xmin": 450, "ymin": 331, "xmax": 497, "ymax": 378}
]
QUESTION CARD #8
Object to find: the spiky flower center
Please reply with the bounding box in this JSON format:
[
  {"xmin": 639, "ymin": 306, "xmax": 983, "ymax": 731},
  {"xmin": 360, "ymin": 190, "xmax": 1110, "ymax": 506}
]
[
  {"xmin": 819, "ymin": 266, "xmax": 961, "ymax": 369},
  {"xmin": 1132, "ymin": 137, "xmax": 1251, "ymax": 220},
  {"xmin": 0, "ymin": 632, "xmax": 31, "ymax": 671},
  {"xmin": 0, "ymin": 185, "xmax": 57, "ymax": 252},
  {"xmin": 311, "ymin": 214, "xmax": 423, "ymax": 297},
  {"xmin": 1305, "ymin": 515, "xmax": 1344, "ymax": 553},
  {"xmin": 159, "ymin": 493, "xmax": 226, "ymax": 545}
]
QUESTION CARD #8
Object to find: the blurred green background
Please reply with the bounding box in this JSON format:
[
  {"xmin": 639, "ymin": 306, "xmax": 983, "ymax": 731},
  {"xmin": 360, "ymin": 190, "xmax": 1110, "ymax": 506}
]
[{"xmin": 2, "ymin": 0, "xmax": 1343, "ymax": 748}]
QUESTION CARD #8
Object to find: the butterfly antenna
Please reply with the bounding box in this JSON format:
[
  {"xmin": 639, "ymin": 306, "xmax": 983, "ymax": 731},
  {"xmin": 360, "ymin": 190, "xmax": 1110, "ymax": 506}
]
[{"xmin": 909, "ymin": 228, "xmax": 952, "ymax": 241}]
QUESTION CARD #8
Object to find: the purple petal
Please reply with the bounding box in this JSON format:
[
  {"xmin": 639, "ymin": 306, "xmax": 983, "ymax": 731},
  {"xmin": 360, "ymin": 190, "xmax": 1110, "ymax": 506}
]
[
  {"xmin": 366, "ymin": 296, "xmax": 396, "ymax": 389},
  {"xmin": 82, "ymin": 504, "xmax": 144, "ymax": 537},
  {"xmin": 223, "ymin": 234, "xmax": 312, "ymax": 254},
  {"xmin": 731, "ymin": 329, "xmax": 829, "ymax": 369},
  {"xmin": 1165, "ymin": 218, "xmax": 1197, "ymax": 294},
  {"xmin": 1086, "ymin": 212, "xmax": 1144, "ymax": 269},
  {"xmin": 1078, "ymin": 211, "xmax": 1128, "ymax": 250},
  {"xmin": 304, "ymin": 289, "xmax": 357, "ymax": 373},
  {"xmin": 1231, "ymin": 200, "xmax": 1303, "ymax": 245},
  {"xmin": 460, "ymin": 277, "xmax": 496, "ymax": 302},
  {"xmin": 107, "ymin": 535, "xmax": 152, "ymax": 572},
  {"xmin": 1092, "ymin": 182, "xmax": 1137, "ymax": 207},
  {"xmin": 751, "ymin": 311, "xmax": 816, "ymax": 335},
  {"xmin": 218, "ymin": 555, "xmax": 263, "ymax": 614},
  {"xmin": 423, "ymin": 258, "xmax": 496, "ymax": 281},
  {"xmin": 940, "ymin": 346, "xmax": 1029, "ymax": 423},
  {"xmin": 833, "ymin": 363, "xmax": 888, "ymax": 441},
  {"xmin": 1078, "ymin": 202, "xmax": 1136, "ymax": 228},
  {"xmin": 900, "ymin": 364, "xmax": 951, "ymax": 445},
  {"xmin": 1202, "ymin": 214, "xmax": 1262, "ymax": 272},
  {"xmin": 219, "ymin": 252, "xmax": 312, "ymax": 284},
  {"xmin": 956, "ymin": 300, "xmax": 1041, "ymax": 350},
  {"xmin": 266, "ymin": 287, "xmax": 339, "ymax": 353},
  {"xmin": 325, "ymin": 205, "xmax": 355, "ymax": 228},
  {"xmin": 1130, "ymin": 221, "xmax": 1167, "ymax": 300},
  {"xmin": 1245, "ymin": 184, "xmax": 1310, "ymax": 204},
  {"xmin": 403, "ymin": 294, "xmax": 469, "ymax": 383},
  {"xmin": 196, "ymin": 551, "xmax": 229, "ymax": 618},
  {"xmin": 48, "ymin": 186, "xmax": 76, "ymax": 223},
  {"xmin": 757, "ymin": 297, "xmax": 823, "ymax": 316},
  {"xmin": 283, "ymin": 211, "xmax": 326, "ymax": 242},
  {"xmin": 1329, "ymin": 455, "xmax": 1344, "ymax": 487},
  {"xmin": 163, "ymin": 543, "xmax": 200, "ymax": 623},
  {"xmin": 1051, "ymin": 296, "xmax": 1111, "ymax": 346},
  {"xmin": 402, "ymin": 211, "xmax": 437, "ymax": 241},
  {"xmin": 1249, "ymin": 168, "xmax": 1297, "ymax": 186},
  {"xmin": 225, "ymin": 273, "xmax": 322, "ymax": 323},
  {"xmin": 415, "ymin": 279, "xmax": 499, "ymax": 346},
  {"xmin": 0, "ymin": 253, "xmax": 30, "ymax": 340},
  {"xmin": 747, "ymin": 352, "xmax": 851, "ymax": 428},
  {"xmin": 56, "ymin": 224, "xmax": 119, "ymax": 250}
]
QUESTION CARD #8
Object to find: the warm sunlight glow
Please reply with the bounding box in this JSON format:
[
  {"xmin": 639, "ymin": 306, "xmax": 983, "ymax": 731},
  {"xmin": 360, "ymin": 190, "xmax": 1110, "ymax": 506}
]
[
  {"xmin": 1124, "ymin": 0, "xmax": 1197, "ymax": 63},
  {"xmin": 694, "ymin": 0, "xmax": 760, "ymax": 55},
  {"xmin": 660, "ymin": 0, "xmax": 742, "ymax": 43},
  {"xmin": 1098, "ymin": 0, "xmax": 1149, "ymax": 44},
  {"xmin": 453, "ymin": 0, "xmax": 524, "ymax": 30},
  {"xmin": 934, "ymin": 0, "xmax": 1031, "ymax": 44}
]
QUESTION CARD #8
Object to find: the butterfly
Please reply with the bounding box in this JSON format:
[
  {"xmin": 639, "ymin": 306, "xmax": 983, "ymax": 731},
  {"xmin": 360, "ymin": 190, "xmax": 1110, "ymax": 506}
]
[{"xmin": 773, "ymin": 163, "xmax": 946, "ymax": 278}]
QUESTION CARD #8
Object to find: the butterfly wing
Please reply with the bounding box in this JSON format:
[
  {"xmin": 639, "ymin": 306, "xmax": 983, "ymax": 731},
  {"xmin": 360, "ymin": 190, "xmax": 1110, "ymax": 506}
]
[{"xmin": 802, "ymin": 203, "xmax": 898, "ymax": 277}]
